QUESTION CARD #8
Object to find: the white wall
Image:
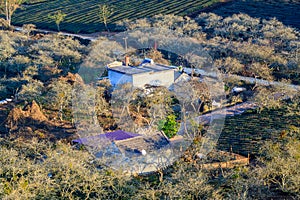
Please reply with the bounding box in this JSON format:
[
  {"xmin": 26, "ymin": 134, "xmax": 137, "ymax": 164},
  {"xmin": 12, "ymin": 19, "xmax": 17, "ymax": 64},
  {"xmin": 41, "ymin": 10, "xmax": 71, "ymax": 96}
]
[
  {"xmin": 132, "ymin": 70, "xmax": 174, "ymax": 88},
  {"xmin": 108, "ymin": 70, "xmax": 132, "ymax": 86}
]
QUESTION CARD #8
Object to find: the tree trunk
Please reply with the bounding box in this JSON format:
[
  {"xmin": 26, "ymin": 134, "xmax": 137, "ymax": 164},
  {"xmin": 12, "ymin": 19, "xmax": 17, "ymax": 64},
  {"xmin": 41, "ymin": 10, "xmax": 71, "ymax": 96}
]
[
  {"xmin": 158, "ymin": 170, "xmax": 163, "ymax": 183},
  {"xmin": 5, "ymin": 0, "xmax": 10, "ymax": 27},
  {"xmin": 191, "ymin": 66, "xmax": 194, "ymax": 79},
  {"xmin": 104, "ymin": 21, "xmax": 109, "ymax": 33},
  {"xmin": 4, "ymin": 64, "xmax": 7, "ymax": 79},
  {"xmin": 7, "ymin": 18, "xmax": 11, "ymax": 27}
]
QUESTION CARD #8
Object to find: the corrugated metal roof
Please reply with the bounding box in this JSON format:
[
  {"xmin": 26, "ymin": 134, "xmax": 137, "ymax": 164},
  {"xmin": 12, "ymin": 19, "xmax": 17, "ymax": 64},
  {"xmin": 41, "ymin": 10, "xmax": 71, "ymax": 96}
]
[
  {"xmin": 72, "ymin": 130, "xmax": 170, "ymax": 156},
  {"xmin": 116, "ymin": 131, "xmax": 170, "ymax": 155}
]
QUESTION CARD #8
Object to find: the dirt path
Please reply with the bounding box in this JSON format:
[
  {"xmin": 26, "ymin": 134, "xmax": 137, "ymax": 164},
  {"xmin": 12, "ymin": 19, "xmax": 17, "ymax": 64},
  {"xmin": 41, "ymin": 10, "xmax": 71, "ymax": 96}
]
[
  {"xmin": 14, "ymin": 26, "xmax": 117, "ymax": 41},
  {"xmin": 183, "ymin": 68, "xmax": 300, "ymax": 92},
  {"xmin": 197, "ymin": 101, "xmax": 257, "ymax": 125}
]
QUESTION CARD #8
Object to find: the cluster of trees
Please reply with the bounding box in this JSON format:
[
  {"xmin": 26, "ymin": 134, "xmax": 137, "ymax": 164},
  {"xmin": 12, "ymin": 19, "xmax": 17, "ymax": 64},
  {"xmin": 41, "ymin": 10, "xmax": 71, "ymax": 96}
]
[
  {"xmin": 1, "ymin": 120, "xmax": 299, "ymax": 199},
  {"xmin": 201, "ymin": 13, "xmax": 299, "ymax": 84},
  {"xmin": 119, "ymin": 13, "xmax": 299, "ymax": 84},
  {"xmin": 0, "ymin": 137, "xmax": 223, "ymax": 199},
  {"xmin": 0, "ymin": 29, "xmax": 86, "ymax": 121},
  {"xmin": 0, "ymin": 10, "xmax": 299, "ymax": 199}
]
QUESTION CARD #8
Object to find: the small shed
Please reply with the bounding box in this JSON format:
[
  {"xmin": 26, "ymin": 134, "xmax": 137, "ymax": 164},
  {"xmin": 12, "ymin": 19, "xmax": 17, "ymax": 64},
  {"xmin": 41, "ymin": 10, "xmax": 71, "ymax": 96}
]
[{"xmin": 72, "ymin": 130, "xmax": 170, "ymax": 157}]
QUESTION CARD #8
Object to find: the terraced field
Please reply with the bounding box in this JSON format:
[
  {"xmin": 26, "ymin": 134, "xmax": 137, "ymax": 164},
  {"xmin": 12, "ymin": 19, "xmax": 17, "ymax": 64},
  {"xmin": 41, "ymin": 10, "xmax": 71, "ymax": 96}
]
[
  {"xmin": 12, "ymin": 0, "xmax": 221, "ymax": 33},
  {"xmin": 217, "ymin": 108, "xmax": 300, "ymax": 157},
  {"xmin": 202, "ymin": 0, "xmax": 300, "ymax": 30}
]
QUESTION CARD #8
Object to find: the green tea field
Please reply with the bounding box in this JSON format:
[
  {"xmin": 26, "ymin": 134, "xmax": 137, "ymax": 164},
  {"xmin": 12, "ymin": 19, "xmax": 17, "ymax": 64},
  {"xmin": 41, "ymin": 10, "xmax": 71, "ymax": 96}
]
[
  {"xmin": 217, "ymin": 108, "xmax": 300, "ymax": 157},
  {"xmin": 13, "ymin": 0, "xmax": 221, "ymax": 33},
  {"xmin": 204, "ymin": 0, "xmax": 300, "ymax": 30}
]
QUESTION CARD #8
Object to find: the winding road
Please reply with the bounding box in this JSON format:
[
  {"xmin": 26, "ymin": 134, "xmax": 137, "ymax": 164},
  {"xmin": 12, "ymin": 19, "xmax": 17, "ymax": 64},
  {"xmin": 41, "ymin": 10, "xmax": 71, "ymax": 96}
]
[{"xmin": 183, "ymin": 68, "xmax": 300, "ymax": 92}]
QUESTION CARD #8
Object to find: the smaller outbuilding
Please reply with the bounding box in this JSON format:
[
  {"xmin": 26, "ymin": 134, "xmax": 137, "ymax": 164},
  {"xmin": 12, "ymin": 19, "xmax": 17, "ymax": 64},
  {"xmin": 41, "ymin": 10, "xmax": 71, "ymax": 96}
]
[{"xmin": 72, "ymin": 130, "xmax": 170, "ymax": 158}]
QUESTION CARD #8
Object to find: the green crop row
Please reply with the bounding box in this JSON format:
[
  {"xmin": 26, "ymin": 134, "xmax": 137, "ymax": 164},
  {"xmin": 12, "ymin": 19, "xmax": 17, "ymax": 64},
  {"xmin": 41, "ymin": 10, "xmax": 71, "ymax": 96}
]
[
  {"xmin": 216, "ymin": 108, "xmax": 300, "ymax": 156},
  {"xmin": 12, "ymin": 0, "xmax": 221, "ymax": 33},
  {"xmin": 210, "ymin": 0, "xmax": 300, "ymax": 30}
]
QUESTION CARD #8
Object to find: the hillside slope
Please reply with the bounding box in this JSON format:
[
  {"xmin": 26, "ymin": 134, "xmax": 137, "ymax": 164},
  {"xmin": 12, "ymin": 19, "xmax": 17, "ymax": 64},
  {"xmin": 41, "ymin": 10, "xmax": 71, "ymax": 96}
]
[
  {"xmin": 13, "ymin": 0, "xmax": 220, "ymax": 33},
  {"xmin": 202, "ymin": 0, "xmax": 300, "ymax": 30}
]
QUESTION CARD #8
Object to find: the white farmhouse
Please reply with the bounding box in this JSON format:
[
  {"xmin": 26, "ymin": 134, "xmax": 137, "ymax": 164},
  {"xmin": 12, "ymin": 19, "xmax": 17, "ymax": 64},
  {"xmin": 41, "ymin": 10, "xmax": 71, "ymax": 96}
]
[{"xmin": 107, "ymin": 58, "xmax": 175, "ymax": 88}]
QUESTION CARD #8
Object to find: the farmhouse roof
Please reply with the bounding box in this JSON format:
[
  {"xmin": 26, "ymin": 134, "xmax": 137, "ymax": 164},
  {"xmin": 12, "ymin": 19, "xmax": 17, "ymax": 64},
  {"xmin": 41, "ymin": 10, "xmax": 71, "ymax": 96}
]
[{"xmin": 107, "ymin": 60, "xmax": 174, "ymax": 75}]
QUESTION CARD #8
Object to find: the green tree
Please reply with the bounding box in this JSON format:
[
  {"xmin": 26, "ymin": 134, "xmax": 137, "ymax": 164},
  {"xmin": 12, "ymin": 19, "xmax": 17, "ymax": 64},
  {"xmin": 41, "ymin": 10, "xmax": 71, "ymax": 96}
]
[
  {"xmin": 29, "ymin": 34, "xmax": 84, "ymax": 72},
  {"xmin": 0, "ymin": 0, "xmax": 22, "ymax": 27},
  {"xmin": 161, "ymin": 114, "xmax": 178, "ymax": 138},
  {"xmin": 48, "ymin": 10, "xmax": 66, "ymax": 32},
  {"xmin": 98, "ymin": 4, "xmax": 113, "ymax": 32},
  {"xmin": 22, "ymin": 65, "xmax": 38, "ymax": 80}
]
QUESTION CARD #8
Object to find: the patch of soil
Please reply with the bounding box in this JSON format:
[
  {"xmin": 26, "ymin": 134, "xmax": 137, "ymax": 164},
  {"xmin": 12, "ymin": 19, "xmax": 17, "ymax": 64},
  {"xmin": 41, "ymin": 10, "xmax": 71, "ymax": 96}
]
[
  {"xmin": 5, "ymin": 100, "xmax": 76, "ymax": 142},
  {"xmin": 58, "ymin": 72, "xmax": 84, "ymax": 85},
  {"xmin": 7, "ymin": 100, "xmax": 47, "ymax": 129}
]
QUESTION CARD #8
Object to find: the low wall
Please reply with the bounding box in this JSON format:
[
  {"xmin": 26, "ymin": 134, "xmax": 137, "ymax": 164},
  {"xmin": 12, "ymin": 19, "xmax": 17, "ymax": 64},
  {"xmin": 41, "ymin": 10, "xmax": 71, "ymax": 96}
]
[{"xmin": 200, "ymin": 152, "xmax": 249, "ymax": 170}]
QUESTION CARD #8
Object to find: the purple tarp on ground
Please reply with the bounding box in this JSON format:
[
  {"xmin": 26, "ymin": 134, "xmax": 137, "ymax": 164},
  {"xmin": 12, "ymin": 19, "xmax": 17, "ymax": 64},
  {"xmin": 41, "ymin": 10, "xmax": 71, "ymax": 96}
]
[{"xmin": 72, "ymin": 130, "xmax": 141, "ymax": 145}]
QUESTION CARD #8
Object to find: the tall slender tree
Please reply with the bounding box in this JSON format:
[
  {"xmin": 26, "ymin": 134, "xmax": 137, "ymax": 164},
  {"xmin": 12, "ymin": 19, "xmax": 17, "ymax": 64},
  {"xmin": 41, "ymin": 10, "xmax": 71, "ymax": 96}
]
[
  {"xmin": 0, "ymin": 0, "xmax": 23, "ymax": 27},
  {"xmin": 48, "ymin": 10, "xmax": 66, "ymax": 32},
  {"xmin": 98, "ymin": 4, "xmax": 113, "ymax": 32}
]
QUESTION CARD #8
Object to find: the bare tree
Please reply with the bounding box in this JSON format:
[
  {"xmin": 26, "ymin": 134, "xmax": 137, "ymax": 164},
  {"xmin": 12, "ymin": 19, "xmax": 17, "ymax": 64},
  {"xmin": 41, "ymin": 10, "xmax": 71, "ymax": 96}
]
[
  {"xmin": 22, "ymin": 23, "xmax": 36, "ymax": 37},
  {"xmin": 47, "ymin": 79, "xmax": 72, "ymax": 121},
  {"xmin": 0, "ymin": 32, "xmax": 16, "ymax": 78},
  {"xmin": 0, "ymin": 0, "xmax": 22, "ymax": 27},
  {"xmin": 17, "ymin": 79, "xmax": 44, "ymax": 103},
  {"xmin": 252, "ymin": 82, "xmax": 296, "ymax": 113}
]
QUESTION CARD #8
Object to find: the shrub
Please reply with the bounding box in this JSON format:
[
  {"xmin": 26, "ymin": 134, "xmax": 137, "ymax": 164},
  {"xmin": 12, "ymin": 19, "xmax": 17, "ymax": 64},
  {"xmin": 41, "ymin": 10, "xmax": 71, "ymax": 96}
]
[{"xmin": 161, "ymin": 114, "xmax": 179, "ymax": 138}]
